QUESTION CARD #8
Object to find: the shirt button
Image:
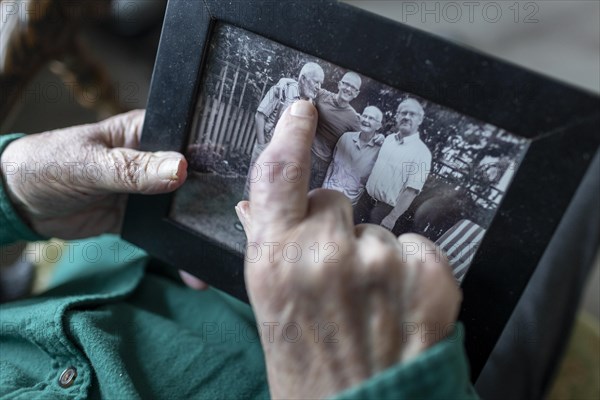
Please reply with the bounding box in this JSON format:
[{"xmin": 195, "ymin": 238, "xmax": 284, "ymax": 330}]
[{"xmin": 58, "ymin": 367, "xmax": 77, "ymax": 388}]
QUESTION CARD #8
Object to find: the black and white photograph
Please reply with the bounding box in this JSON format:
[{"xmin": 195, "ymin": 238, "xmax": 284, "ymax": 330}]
[{"xmin": 170, "ymin": 23, "xmax": 529, "ymax": 281}]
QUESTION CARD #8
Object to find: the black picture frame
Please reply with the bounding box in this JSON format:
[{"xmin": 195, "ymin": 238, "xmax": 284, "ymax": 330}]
[{"xmin": 122, "ymin": 0, "xmax": 600, "ymax": 380}]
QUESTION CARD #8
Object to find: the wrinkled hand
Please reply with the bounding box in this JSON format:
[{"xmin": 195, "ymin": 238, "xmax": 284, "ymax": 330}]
[
  {"xmin": 0, "ymin": 110, "xmax": 187, "ymax": 239},
  {"xmin": 236, "ymin": 101, "xmax": 462, "ymax": 399}
]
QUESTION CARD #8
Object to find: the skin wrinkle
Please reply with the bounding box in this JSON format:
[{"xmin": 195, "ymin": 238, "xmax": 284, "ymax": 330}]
[
  {"xmin": 0, "ymin": 110, "xmax": 185, "ymax": 239},
  {"xmin": 29, "ymin": 185, "xmax": 73, "ymax": 217},
  {"xmin": 338, "ymin": 275, "xmax": 371, "ymax": 381},
  {"xmin": 399, "ymin": 262, "xmax": 423, "ymax": 361},
  {"xmin": 387, "ymin": 259, "xmax": 404, "ymax": 367},
  {"xmin": 220, "ymin": 101, "xmax": 461, "ymax": 398},
  {"xmin": 370, "ymin": 286, "xmax": 390, "ymax": 371},
  {"xmin": 297, "ymin": 319, "xmax": 338, "ymax": 389},
  {"xmin": 106, "ymin": 148, "xmax": 153, "ymax": 192},
  {"xmin": 106, "ymin": 150, "xmax": 126, "ymax": 184},
  {"xmin": 400, "ymin": 254, "xmax": 420, "ymax": 314},
  {"xmin": 79, "ymin": 141, "xmax": 97, "ymax": 168},
  {"xmin": 336, "ymin": 287, "xmax": 370, "ymax": 387},
  {"xmin": 365, "ymin": 249, "xmax": 398, "ymax": 371}
]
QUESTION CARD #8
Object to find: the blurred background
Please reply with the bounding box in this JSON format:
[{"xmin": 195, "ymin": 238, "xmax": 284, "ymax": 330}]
[{"xmin": 1, "ymin": 0, "xmax": 598, "ymax": 398}]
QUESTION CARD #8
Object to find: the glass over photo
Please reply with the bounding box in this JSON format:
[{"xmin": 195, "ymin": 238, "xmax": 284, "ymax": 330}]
[{"xmin": 170, "ymin": 23, "xmax": 529, "ymax": 282}]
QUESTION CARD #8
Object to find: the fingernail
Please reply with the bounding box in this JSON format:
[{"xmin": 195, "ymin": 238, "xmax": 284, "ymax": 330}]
[
  {"xmin": 290, "ymin": 100, "xmax": 315, "ymax": 118},
  {"xmin": 158, "ymin": 158, "xmax": 181, "ymax": 180},
  {"xmin": 235, "ymin": 206, "xmax": 246, "ymax": 217}
]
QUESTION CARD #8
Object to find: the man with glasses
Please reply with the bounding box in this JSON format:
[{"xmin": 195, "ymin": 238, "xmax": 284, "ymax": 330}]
[
  {"xmin": 322, "ymin": 106, "xmax": 385, "ymax": 205},
  {"xmin": 243, "ymin": 62, "xmax": 324, "ymax": 199},
  {"xmin": 309, "ymin": 71, "xmax": 362, "ymax": 189},
  {"xmin": 355, "ymin": 98, "xmax": 432, "ymax": 232}
]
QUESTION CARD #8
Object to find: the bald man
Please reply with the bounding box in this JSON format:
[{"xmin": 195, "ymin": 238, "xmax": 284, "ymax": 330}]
[
  {"xmin": 355, "ymin": 98, "xmax": 432, "ymax": 231},
  {"xmin": 322, "ymin": 105, "xmax": 385, "ymax": 205},
  {"xmin": 243, "ymin": 62, "xmax": 324, "ymax": 199},
  {"xmin": 309, "ymin": 71, "xmax": 362, "ymax": 190}
]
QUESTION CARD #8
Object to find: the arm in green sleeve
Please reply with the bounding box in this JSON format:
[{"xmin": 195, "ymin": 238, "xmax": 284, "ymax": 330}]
[{"xmin": 331, "ymin": 324, "xmax": 479, "ymax": 400}]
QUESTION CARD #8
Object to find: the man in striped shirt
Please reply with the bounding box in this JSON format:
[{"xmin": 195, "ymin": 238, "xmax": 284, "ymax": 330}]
[{"xmin": 243, "ymin": 62, "xmax": 324, "ymax": 200}]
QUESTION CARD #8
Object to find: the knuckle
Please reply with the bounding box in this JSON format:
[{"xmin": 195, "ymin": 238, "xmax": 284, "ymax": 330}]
[
  {"xmin": 110, "ymin": 151, "xmax": 147, "ymax": 189},
  {"xmin": 421, "ymin": 254, "xmax": 454, "ymax": 282},
  {"xmin": 360, "ymin": 239, "xmax": 398, "ymax": 277},
  {"xmin": 308, "ymin": 189, "xmax": 353, "ymax": 219},
  {"xmin": 310, "ymin": 187, "xmax": 348, "ymax": 204}
]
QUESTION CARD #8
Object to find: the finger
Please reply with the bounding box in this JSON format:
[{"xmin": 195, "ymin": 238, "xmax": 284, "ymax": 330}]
[
  {"xmin": 354, "ymin": 223, "xmax": 400, "ymax": 248},
  {"xmin": 306, "ymin": 189, "xmax": 354, "ymax": 237},
  {"xmin": 396, "ymin": 234, "xmax": 462, "ymax": 352},
  {"xmin": 94, "ymin": 147, "xmax": 187, "ymax": 194},
  {"xmin": 179, "ymin": 270, "xmax": 210, "ymax": 290},
  {"xmin": 354, "ymin": 224, "xmax": 404, "ymax": 279},
  {"xmin": 235, "ymin": 200, "xmax": 251, "ymax": 235},
  {"xmin": 250, "ymin": 100, "xmax": 317, "ymax": 236},
  {"xmin": 397, "ymin": 233, "xmax": 450, "ymax": 272},
  {"xmin": 97, "ymin": 109, "xmax": 146, "ymax": 149}
]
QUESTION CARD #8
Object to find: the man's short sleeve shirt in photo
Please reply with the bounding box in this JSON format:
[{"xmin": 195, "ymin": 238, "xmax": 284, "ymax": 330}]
[
  {"xmin": 366, "ymin": 133, "xmax": 432, "ymax": 206},
  {"xmin": 256, "ymin": 78, "xmax": 300, "ymax": 142},
  {"xmin": 323, "ymin": 131, "xmax": 384, "ymax": 205},
  {"xmin": 312, "ymin": 89, "xmax": 361, "ymax": 162}
]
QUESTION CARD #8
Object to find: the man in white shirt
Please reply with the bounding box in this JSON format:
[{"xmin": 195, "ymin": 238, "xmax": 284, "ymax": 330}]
[{"xmin": 356, "ymin": 98, "xmax": 432, "ymax": 231}]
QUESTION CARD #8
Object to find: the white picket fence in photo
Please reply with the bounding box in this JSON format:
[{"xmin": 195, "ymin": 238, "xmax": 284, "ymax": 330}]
[{"xmin": 190, "ymin": 60, "xmax": 270, "ymax": 155}]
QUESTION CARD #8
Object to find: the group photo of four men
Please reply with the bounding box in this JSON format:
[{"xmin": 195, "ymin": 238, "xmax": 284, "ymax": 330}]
[{"xmin": 246, "ymin": 61, "xmax": 433, "ymax": 234}]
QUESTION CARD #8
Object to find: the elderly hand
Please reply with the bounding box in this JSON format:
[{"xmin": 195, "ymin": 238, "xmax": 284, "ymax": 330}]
[
  {"xmin": 235, "ymin": 100, "xmax": 462, "ymax": 399},
  {"xmin": 0, "ymin": 110, "xmax": 187, "ymax": 239}
]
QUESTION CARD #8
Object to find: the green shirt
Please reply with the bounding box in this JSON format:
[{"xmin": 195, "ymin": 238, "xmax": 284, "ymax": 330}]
[{"xmin": 0, "ymin": 133, "xmax": 478, "ymax": 399}]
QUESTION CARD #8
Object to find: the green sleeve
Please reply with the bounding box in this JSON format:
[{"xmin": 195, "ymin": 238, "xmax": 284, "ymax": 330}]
[
  {"xmin": 0, "ymin": 133, "xmax": 47, "ymax": 246},
  {"xmin": 331, "ymin": 324, "xmax": 479, "ymax": 400}
]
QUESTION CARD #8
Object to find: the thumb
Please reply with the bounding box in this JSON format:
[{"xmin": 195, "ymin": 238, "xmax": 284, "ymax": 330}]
[
  {"xmin": 179, "ymin": 270, "xmax": 209, "ymax": 290},
  {"xmin": 95, "ymin": 147, "xmax": 188, "ymax": 194}
]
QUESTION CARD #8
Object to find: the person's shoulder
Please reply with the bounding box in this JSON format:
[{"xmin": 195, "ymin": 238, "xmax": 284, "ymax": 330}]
[
  {"xmin": 416, "ymin": 136, "xmax": 433, "ymax": 158},
  {"xmin": 316, "ymin": 88, "xmax": 334, "ymax": 101},
  {"xmin": 416, "ymin": 134, "xmax": 430, "ymax": 148},
  {"xmin": 373, "ymin": 133, "xmax": 385, "ymax": 146},
  {"xmin": 340, "ymin": 131, "xmax": 359, "ymax": 140},
  {"xmin": 277, "ymin": 78, "xmax": 300, "ymax": 100},
  {"xmin": 347, "ymin": 104, "xmax": 359, "ymax": 114},
  {"xmin": 273, "ymin": 78, "xmax": 298, "ymax": 93},
  {"xmin": 262, "ymin": 78, "xmax": 298, "ymax": 104},
  {"xmin": 346, "ymin": 107, "xmax": 361, "ymax": 126},
  {"xmin": 268, "ymin": 78, "xmax": 296, "ymax": 93},
  {"xmin": 383, "ymin": 133, "xmax": 396, "ymax": 143},
  {"xmin": 335, "ymin": 131, "xmax": 355, "ymax": 145},
  {"xmin": 276, "ymin": 77, "xmax": 297, "ymax": 87}
]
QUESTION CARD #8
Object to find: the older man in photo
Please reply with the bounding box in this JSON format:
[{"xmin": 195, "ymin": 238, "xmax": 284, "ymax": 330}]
[
  {"xmin": 243, "ymin": 62, "xmax": 324, "ymax": 199},
  {"xmin": 356, "ymin": 98, "xmax": 432, "ymax": 231},
  {"xmin": 322, "ymin": 105, "xmax": 384, "ymax": 205},
  {"xmin": 309, "ymin": 71, "xmax": 362, "ymax": 189}
]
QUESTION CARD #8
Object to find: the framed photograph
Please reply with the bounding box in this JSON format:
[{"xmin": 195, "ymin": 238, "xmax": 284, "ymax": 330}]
[{"xmin": 122, "ymin": 0, "xmax": 599, "ymax": 379}]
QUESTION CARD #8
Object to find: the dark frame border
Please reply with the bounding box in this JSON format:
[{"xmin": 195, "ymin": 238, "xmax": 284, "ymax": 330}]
[{"xmin": 123, "ymin": 0, "xmax": 600, "ymax": 380}]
